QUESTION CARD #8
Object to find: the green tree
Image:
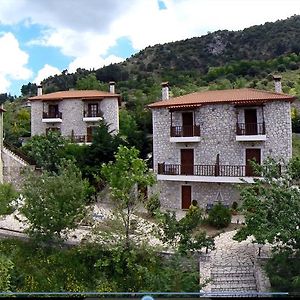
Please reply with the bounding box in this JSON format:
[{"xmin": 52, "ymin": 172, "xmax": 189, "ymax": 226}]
[
  {"xmin": 0, "ymin": 183, "xmax": 18, "ymax": 215},
  {"xmin": 3, "ymin": 99, "xmax": 31, "ymax": 146},
  {"xmin": 76, "ymin": 74, "xmax": 106, "ymax": 90},
  {"xmin": 0, "ymin": 255, "xmax": 14, "ymax": 292},
  {"xmin": 101, "ymin": 146, "xmax": 155, "ymax": 248},
  {"xmin": 21, "ymin": 160, "xmax": 90, "ymax": 242},
  {"xmin": 157, "ymin": 205, "xmax": 214, "ymax": 254},
  {"xmin": 234, "ymin": 158, "xmax": 300, "ymax": 250},
  {"xmin": 21, "ymin": 131, "xmax": 67, "ymax": 172}
]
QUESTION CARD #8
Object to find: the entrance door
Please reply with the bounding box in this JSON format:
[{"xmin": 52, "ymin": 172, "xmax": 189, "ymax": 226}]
[
  {"xmin": 245, "ymin": 148, "xmax": 261, "ymax": 176},
  {"xmin": 244, "ymin": 109, "xmax": 257, "ymax": 135},
  {"xmin": 182, "ymin": 185, "xmax": 191, "ymax": 209},
  {"xmin": 182, "ymin": 112, "xmax": 193, "ymax": 136},
  {"xmin": 181, "ymin": 149, "xmax": 194, "ymax": 175},
  {"xmin": 87, "ymin": 126, "xmax": 97, "ymax": 142}
]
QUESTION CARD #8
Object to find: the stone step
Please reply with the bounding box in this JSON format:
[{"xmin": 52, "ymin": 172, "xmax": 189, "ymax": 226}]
[
  {"xmin": 211, "ymin": 285, "xmax": 257, "ymax": 291},
  {"xmin": 211, "ymin": 270, "xmax": 254, "ymax": 277},
  {"xmin": 212, "ymin": 274, "xmax": 255, "ymax": 284}
]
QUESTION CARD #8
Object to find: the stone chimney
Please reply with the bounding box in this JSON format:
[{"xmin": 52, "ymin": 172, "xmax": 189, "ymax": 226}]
[
  {"xmin": 273, "ymin": 75, "xmax": 282, "ymax": 93},
  {"xmin": 37, "ymin": 85, "xmax": 43, "ymax": 96},
  {"xmin": 161, "ymin": 81, "xmax": 169, "ymax": 100},
  {"xmin": 109, "ymin": 81, "xmax": 116, "ymax": 94}
]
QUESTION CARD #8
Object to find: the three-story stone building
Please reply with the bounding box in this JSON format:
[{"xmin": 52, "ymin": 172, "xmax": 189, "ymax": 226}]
[{"xmin": 149, "ymin": 80, "xmax": 295, "ymax": 210}]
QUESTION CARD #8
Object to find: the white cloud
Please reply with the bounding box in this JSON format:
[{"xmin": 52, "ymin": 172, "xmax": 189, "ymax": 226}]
[
  {"xmin": 33, "ymin": 64, "xmax": 61, "ymax": 85},
  {"xmin": 0, "ymin": 32, "xmax": 32, "ymax": 93},
  {"xmin": 68, "ymin": 54, "xmax": 124, "ymax": 73},
  {"xmin": 1, "ymin": 0, "xmax": 300, "ymax": 87}
]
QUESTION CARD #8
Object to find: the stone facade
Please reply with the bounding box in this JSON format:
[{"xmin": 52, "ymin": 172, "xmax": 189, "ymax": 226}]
[
  {"xmin": 152, "ymin": 100, "xmax": 292, "ymax": 209},
  {"xmin": 31, "ymin": 97, "xmax": 119, "ymax": 137}
]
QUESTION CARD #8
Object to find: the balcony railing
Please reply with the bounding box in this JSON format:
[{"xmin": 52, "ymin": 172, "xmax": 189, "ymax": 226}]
[
  {"xmin": 43, "ymin": 111, "xmax": 62, "ymax": 119},
  {"xmin": 236, "ymin": 122, "xmax": 265, "ymax": 135},
  {"xmin": 83, "ymin": 111, "xmax": 102, "ymax": 118},
  {"xmin": 170, "ymin": 125, "xmax": 200, "ymax": 137},
  {"xmin": 158, "ymin": 163, "xmax": 267, "ymax": 177},
  {"xmin": 69, "ymin": 135, "xmax": 93, "ymax": 143}
]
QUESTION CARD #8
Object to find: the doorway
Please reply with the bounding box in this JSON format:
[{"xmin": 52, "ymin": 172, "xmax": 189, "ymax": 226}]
[
  {"xmin": 244, "ymin": 109, "xmax": 257, "ymax": 135},
  {"xmin": 182, "ymin": 112, "xmax": 193, "ymax": 136},
  {"xmin": 181, "ymin": 185, "xmax": 191, "ymax": 209},
  {"xmin": 181, "ymin": 149, "xmax": 194, "ymax": 175},
  {"xmin": 245, "ymin": 148, "xmax": 261, "ymax": 176}
]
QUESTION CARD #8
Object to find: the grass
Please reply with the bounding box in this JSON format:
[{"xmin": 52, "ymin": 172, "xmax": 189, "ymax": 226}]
[{"xmin": 292, "ymin": 133, "xmax": 300, "ymax": 158}]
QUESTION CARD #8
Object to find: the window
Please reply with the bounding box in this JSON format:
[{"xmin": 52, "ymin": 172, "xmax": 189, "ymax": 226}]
[{"xmin": 88, "ymin": 103, "xmax": 98, "ymax": 117}]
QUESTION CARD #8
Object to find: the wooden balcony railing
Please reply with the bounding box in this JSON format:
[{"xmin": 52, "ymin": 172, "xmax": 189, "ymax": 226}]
[
  {"xmin": 43, "ymin": 111, "xmax": 62, "ymax": 119},
  {"xmin": 157, "ymin": 163, "xmax": 269, "ymax": 177},
  {"xmin": 236, "ymin": 122, "xmax": 265, "ymax": 135},
  {"xmin": 170, "ymin": 125, "xmax": 200, "ymax": 137}
]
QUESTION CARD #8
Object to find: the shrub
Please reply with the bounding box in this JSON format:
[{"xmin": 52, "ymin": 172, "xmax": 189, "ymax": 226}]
[
  {"xmin": 0, "ymin": 183, "xmax": 18, "ymax": 215},
  {"xmin": 208, "ymin": 202, "xmax": 231, "ymax": 229},
  {"xmin": 145, "ymin": 194, "xmax": 160, "ymax": 217},
  {"xmin": 231, "ymin": 201, "xmax": 238, "ymax": 210}
]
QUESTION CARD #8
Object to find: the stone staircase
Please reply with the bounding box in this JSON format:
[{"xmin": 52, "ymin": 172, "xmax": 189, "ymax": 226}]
[
  {"xmin": 210, "ymin": 264, "xmax": 257, "ymax": 294},
  {"xmin": 200, "ymin": 231, "xmax": 260, "ymax": 297}
]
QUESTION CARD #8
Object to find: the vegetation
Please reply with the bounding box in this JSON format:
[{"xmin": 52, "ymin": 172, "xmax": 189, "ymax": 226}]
[
  {"xmin": 207, "ymin": 202, "xmax": 231, "ymax": 229},
  {"xmin": 234, "ymin": 158, "xmax": 300, "ymax": 292},
  {"xmin": 21, "ymin": 160, "xmax": 90, "ymax": 242},
  {"xmin": 0, "ymin": 183, "xmax": 18, "ymax": 215},
  {"xmin": 101, "ymin": 146, "xmax": 155, "ymax": 248}
]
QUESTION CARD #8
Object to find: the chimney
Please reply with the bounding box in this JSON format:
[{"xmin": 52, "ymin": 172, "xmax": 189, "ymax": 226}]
[
  {"xmin": 37, "ymin": 85, "xmax": 43, "ymax": 96},
  {"xmin": 161, "ymin": 81, "xmax": 169, "ymax": 100},
  {"xmin": 273, "ymin": 75, "xmax": 282, "ymax": 93},
  {"xmin": 109, "ymin": 81, "xmax": 115, "ymax": 94}
]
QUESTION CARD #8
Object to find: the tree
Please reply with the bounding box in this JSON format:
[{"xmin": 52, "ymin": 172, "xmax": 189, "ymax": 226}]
[
  {"xmin": 101, "ymin": 146, "xmax": 155, "ymax": 248},
  {"xmin": 76, "ymin": 74, "xmax": 106, "ymax": 90},
  {"xmin": 0, "ymin": 183, "xmax": 18, "ymax": 215},
  {"xmin": 20, "ymin": 160, "xmax": 90, "ymax": 242},
  {"xmin": 0, "ymin": 255, "xmax": 14, "ymax": 292},
  {"xmin": 234, "ymin": 158, "xmax": 300, "ymax": 250},
  {"xmin": 21, "ymin": 131, "xmax": 67, "ymax": 172},
  {"xmin": 157, "ymin": 205, "xmax": 214, "ymax": 254}
]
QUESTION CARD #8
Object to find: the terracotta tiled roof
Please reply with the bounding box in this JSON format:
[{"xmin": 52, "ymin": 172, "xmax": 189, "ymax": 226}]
[
  {"xmin": 29, "ymin": 90, "xmax": 120, "ymax": 101},
  {"xmin": 148, "ymin": 88, "xmax": 295, "ymax": 109}
]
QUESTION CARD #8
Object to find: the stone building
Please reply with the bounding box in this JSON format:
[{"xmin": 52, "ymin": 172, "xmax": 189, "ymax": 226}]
[
  {"xmin": 148, "ymin": 80, "xmax": 295, "ymax": 210},
  {"xmin": 29, "ymin": 82, "xmax": 120, "ymax": 143}
]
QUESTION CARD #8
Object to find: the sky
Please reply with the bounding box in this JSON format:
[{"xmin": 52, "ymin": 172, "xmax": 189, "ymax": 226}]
[{"xmin": 0, "ymin": 0, "xmax": 300, "ymax": 96}]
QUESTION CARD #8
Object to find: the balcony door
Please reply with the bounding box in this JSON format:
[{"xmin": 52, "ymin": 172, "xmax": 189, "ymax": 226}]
[
  {"xmin": 181, "ymin": 149, "xmax": 194, "ymax": 175},
  {"xmin": 49, "ymin": 104, "xmax": 59, "ymax": 118},
  {"xmin": 182, "ymin": 112, "xmax": 193, "ymax": 137},
  {"xmin": 181, "ymin": 185, "xmax": 191, "ymax": 209},
  {"xmin": 244, "ymin": 109, "xmax": 257, "ymax": 135},
  {"xmin": 245, "ymin": 148, "xmax": 261, "ymax": 176},
  {"xmin": 88, "ymin": 103, "xmax": 98, "ymax": 117}
]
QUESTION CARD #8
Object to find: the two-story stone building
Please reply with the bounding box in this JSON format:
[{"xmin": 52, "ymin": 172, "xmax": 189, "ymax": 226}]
[
  {"xmin": 149, "ymin": 80, "xmax": 295, "ymax": 210},
  {"xmin": 29, "ymin": 82, "xmax": 120, "ymax": 143}
]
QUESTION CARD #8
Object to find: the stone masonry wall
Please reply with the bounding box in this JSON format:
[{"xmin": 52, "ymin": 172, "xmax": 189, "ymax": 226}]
[{"xmin": 152, "ymin": 101, "xmax": 292, "ymax": 209}]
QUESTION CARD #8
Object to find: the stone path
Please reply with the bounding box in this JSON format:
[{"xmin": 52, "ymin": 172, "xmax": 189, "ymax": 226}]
[{"xmin": 200, "ymin": 230, "xmax": 271, "ymax": 297}]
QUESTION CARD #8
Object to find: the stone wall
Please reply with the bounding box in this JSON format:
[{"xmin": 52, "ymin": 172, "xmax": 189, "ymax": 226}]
[
  {"xmin": 156, "ymin": 180, "xmax": 240, "ymax": 210},
  {"xmin": 2, "ymin": 147, "xmax": 35, "ymax": 191},
  {"xmin": 152, "ymin": 100, "xmax": 292, "ymax": 209}
]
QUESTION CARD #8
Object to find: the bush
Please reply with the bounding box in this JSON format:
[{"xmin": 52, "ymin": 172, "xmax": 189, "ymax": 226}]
[
  {"xmin": 145, "ymin": 194, "xmax": 160, "ymax": 216},
  {"xmin": 207, "ymin": 202, "xmax": 231, "ymax": 229},
  {"xmin": 0, "ymin": 183, "xmax": 18, "ymax": 215}
]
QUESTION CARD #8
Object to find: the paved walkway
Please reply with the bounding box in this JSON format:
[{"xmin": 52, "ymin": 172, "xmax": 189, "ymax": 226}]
[{"xmin": 200, "ymin": 230, "xmax": 271, "ymax": 296}]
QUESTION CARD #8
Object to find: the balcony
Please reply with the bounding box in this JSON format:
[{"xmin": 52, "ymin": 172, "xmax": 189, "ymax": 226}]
[
  {"xmin": 42, "ymin": 111, "xmax": 62, "ymax": 123},
  {"xmin": 83, "ymin": 111, "xmax": 102, "ymax": 122},
  {"xmin": 69, "ymin": 135, "xmax": 93, "ymax": 144},
  {"xmin": 157, "ymin": 163, "xmax": 263, "ymax": 183},
  {"xmin": 236, "ymin": 122, "xmax": 266, "ymax": 141},
  {"xmin": 170, "ymin": 125, "xmax": 201, "ymax": 142}
]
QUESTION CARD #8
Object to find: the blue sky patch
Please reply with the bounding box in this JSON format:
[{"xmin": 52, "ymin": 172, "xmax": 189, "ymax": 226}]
[
  {"xmin": 157, "ymin": 0, "xmax": 167, "ymax": 10},
  {"xmin": 107, "ymin": 36, "xmax": 136, "ymax": 58}
]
